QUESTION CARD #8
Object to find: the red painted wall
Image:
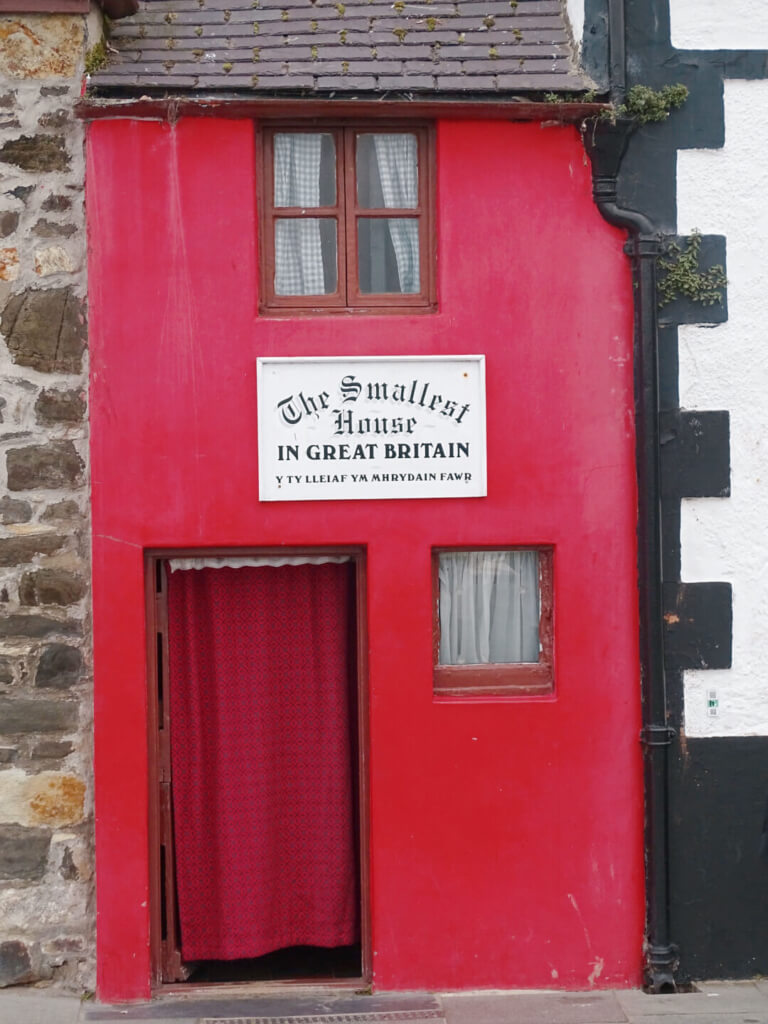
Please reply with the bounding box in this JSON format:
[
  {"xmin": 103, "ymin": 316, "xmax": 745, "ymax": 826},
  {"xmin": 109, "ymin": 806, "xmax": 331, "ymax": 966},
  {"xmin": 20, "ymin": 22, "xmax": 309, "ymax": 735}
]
[{"xmin": 87, "ymin": 116, "xmax": 643, "ymax": 1002}]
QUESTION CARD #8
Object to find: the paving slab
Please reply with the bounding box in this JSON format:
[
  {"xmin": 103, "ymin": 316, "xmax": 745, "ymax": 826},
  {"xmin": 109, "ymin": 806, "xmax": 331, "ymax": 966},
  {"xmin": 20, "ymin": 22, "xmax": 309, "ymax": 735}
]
[
  {"xmin": 85, "ymin": 992, "xmax": 440, "ymax": 1022},
  {"xmin": 8, "ymin": 985, "xmax": 768, "ymax": 1024},
  {"xmin": 616, "ymin": 984, "xmax": 768, "ymax": 1017},
  {"xmin": 439, "ymin": 991, "xmax": 628, "ymax": 1024},
  {"xmin": 617, "ymin": 1017, "xmax": 767, "ymax": 1024},
  {"xmin": 200, "ymin": 1012, "xmax": 444, "ymax": 1024},
  {"xmin": 0, "ymin": 990, "xmax": 83, "ymax": 1024}
]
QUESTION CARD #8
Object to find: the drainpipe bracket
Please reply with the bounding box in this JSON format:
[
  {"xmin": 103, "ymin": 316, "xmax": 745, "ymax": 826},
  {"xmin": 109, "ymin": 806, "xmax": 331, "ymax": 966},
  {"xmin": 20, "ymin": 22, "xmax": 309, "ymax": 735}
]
[
  {"xmin": 625, "ymin": 235, "xmax": 663, "ymax": 258},
  {"xmin": 645, "ymin": 941, "xmax": 680, "ymax": 993},
  {"xmin": 640, "ymin": 724, "xmax": 677, "ymax": 747}
]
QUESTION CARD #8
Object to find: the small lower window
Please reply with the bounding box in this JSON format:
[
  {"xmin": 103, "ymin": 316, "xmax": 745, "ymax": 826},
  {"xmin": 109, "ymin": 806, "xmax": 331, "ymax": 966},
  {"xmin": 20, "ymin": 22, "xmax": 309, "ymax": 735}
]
[{"xmin": 433, "ymin": 548, "xmax": 554, "ymax": 696}]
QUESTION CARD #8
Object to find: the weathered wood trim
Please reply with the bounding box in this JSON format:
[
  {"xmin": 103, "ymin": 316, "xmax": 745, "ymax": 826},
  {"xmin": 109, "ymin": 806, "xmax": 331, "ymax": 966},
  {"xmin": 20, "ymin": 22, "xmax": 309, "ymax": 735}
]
[{"xmin": 77, "ymin": 96, "xmax": 608, "ymax": 124}]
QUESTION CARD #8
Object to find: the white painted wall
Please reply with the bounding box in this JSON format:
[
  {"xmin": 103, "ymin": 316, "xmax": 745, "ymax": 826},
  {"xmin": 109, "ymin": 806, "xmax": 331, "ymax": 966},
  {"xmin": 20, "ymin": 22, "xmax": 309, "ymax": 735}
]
[
  {"xmin": 566, "ymin": 0, "xmax": 584, "ymax": 49},
  {"xmin": 677, "ymin": 79, "xmax": 768, "ymax": 736},
  {"xmin": 670, "ymin": 0, "xmax": 768, "ymax": 51}
]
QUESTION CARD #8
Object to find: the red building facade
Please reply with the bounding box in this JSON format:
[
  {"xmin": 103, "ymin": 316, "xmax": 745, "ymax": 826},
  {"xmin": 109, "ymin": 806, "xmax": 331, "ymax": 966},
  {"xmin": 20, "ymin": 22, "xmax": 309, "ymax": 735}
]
[{"xmin": 86, "ymin": 111, "xmax": 644, "ymax": 1001}]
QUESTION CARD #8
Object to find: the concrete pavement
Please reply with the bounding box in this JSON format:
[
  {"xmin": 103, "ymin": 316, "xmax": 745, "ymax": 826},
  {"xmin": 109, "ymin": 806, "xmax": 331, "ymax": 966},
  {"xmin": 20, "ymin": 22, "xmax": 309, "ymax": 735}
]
[{"xmin": 2, "ymin": 982, "xmax": 768, "ymax": 1024}]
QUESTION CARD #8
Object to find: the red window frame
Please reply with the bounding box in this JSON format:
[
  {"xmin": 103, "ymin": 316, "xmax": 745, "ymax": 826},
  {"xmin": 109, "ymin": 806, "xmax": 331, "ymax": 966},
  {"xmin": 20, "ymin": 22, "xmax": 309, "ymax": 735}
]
[
  {"xmin": 258, "ymin": 123, "xmax": 436, "ymax": 315},
  {"xmin": 432, "ymin": 547, "xmax": 555, "ymax": 698}
]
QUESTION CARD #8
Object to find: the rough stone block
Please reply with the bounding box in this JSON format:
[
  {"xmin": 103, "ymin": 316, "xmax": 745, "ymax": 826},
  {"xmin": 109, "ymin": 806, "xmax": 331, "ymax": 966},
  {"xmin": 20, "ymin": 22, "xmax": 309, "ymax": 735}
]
[
  {"xmin": 0, "ymin": 534, "xmax": 66, "ymax": 566},
  {"xmin": 0, "ymin": 824, "xmax": 50, "ymax": 880},
  {"xmin": 7, "ymin": 441, "xmax": 84, "ymax": 490},
  {"xmin": 35, "ymin": 644, "xmax": 82, "ymax": 689},
  {"xmin": 0, "ymin": 134, "xmax": 69, "ymax": 173},
  {"xmin": 0, "ymin": 211, "xmax": 19, "ymax": 237},
  {"xmin": 0, "ymin": 15, "xmax": 84, "ymax": 79},
  {"xmin": 0, "ymin": 749, "xmax": 16, "ymax": 763},
  {"xmin": 35, "ymin": 388, "xmax": 85, "ymax": 425},
  {"xmin": 0, "ymin": 496, "xmax": 32, "ymax": 524},
  {"xmin": 0, "ymin": 657, "xmax": 13, "ymax": 684},
  {"xmin": 37, "ymin": 109, "xmax": 69, "ymax": 129},
  {"xmin": 1, "ymin": 287, "xmax": 86, "ymax": 374},
  {"xmin": 19, "ymin": 569, "xmax": 86, "ymax": 607},
  {"xmin": 0, "ymin": 247, "xmax": 19, "ymax": 282},
  {"xmin": 0, "ymin": 769, "xmax": 85, "ymax": 826},
  {"xmin": 41, "ymin": 194, "xmax": 71, "ymax": 213},
  {"xmin": 42, "ymin": 935, "xmax": 85, "ymax": 955},
  {"xmin": 0, "ymin": 940, "xmax": 34, "ymax": 987},
  {"xmin": 0, "ymin": 697, "xmax": 77, "ymax": 734},
  {"xmin": 41, "ymin": 499, "xmax": 80, "ymax": 522},
  {"xmin": 34, "ymin": 245, "xmax": 74, "ymax": 276},
  {"xmin": 59, "ymin": 845, "xmax": 77, "ymax": 879},
  {"xmin": 32, "ymin": 739, "xmax": 73, "ymax": 759},
  {"xmin": 32, "ymin": 218, "xmax": 77, "ymax": 239},
  {"xmin": 0, "ymin": 614, "xmax": 79, "ymax": 639},
  {"xmin": 55, "ymin": 836, "xmax": 91, "ymax": 882}
]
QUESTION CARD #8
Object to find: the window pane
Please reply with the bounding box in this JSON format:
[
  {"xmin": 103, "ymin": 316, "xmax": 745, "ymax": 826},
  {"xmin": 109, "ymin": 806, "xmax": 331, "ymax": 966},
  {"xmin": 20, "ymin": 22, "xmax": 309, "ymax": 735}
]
[
  {"xmin": 275, "ymin": 218, "xmax": 337, "ymax": 296},
  {"xmin": 356, "ymin": 133, "xmax": 418, "ymax": 209},
  {"xmin": 438, "ymin": 551, "xmax": 540, "ymax": 666},
  {"xmin": 357, "ymin": 218, "xmax": 420, "ymax": 294},
  {"xmin": 274, "ymin": 133, "xmax": 336, "ymax": 208}
]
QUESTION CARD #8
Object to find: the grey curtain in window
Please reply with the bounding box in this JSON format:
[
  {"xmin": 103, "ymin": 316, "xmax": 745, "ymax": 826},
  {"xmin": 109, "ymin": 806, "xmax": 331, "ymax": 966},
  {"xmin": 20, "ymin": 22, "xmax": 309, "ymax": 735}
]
[
  {"xmin": 371, "ymin": 133, "xmax": 420, "ymax": 293},
  {"xmin": 274, "ymin": 133, "xmax": 325, "ymax": 295},
  {"xmin": 438, "ymin": 550, "xmax": 540, "ymax": 665}
]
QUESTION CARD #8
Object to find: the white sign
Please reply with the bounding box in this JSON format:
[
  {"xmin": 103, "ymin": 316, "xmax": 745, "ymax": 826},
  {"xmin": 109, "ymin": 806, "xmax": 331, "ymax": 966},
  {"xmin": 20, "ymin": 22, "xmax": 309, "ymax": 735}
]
[{"xmin": 257, "ymin": 356, "xmax": 487, "ymax": 502}]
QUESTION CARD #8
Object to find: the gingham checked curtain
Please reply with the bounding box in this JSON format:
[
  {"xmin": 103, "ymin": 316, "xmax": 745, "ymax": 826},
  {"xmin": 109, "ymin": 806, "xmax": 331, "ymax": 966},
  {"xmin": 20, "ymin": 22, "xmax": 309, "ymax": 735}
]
[
  {"xmin": 167, "ymin": 561, "xmax": 359, "ymax": 960},
  {"xmin": 438, "ymin": 551, "xmax": 540, "ymax": 665},
  {"xmin": 372, "ymin": 133, "xmax": 420, "ymax": 293},
  {"xmin": 274, "ymin": 133, "xmax": 326, "ymax": 295}
]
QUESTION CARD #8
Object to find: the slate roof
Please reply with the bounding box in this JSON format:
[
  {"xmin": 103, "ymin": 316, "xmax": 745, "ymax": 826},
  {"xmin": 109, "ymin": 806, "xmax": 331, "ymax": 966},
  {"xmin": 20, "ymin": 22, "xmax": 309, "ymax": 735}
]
[{"xmin": 91, "ymin": 0, "xmax": 593, "ymax": 96}]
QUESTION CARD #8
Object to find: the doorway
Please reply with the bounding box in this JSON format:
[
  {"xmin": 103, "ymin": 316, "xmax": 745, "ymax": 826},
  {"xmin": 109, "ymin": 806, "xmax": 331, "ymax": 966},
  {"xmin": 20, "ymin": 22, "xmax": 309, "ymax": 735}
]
[{"xmin": 146, "ymin": 549, "xmax": 368, "ymax": 987}]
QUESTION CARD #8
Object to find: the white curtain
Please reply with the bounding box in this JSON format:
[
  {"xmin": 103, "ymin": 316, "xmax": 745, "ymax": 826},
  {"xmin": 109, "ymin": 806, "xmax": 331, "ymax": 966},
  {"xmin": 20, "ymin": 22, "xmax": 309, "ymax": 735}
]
[
  {"xmin": 168, "ymin": 555, "xmax": 351, "ymax": 572},
  {"xmin": 372, "ymin": 133, "xmax": 420, "ymax": 293},
  {"xmin": 438, "ymin": 551, "xmax": 540, "ymax": 665},
  {"xmin": 273, "ymin": 133, "xmax": 325, "ymax": 295}
]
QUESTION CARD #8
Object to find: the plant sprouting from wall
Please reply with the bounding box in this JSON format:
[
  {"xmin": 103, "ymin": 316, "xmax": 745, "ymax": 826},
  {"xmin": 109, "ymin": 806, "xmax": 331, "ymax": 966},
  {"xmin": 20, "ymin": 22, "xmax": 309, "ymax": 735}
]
[
  {"xmin": 615, "ymin": 83, "xmax": 689, "ymax": 124},
  {"xmin": 544, "ymin": 90, "xmax": 596, "ymax": 103},
  {"xmin": 85, "ymin": 39, "xmax": 108, "ymax": 75},
  {"xmin": 658, "ymin": 230, "xmax": 727, "ymax": 308}
]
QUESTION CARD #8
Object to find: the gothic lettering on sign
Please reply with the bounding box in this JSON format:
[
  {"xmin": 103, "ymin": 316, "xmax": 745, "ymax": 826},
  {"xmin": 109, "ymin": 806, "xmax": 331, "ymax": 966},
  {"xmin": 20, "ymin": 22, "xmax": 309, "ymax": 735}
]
[{"xmin": 257, "ymin": 357, "xmax": 487, "ymax": 502}]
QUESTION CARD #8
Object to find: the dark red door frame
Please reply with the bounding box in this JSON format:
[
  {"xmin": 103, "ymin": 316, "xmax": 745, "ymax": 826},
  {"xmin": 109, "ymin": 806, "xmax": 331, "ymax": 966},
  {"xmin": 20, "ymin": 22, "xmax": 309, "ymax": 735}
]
[{"xmin": 145, "ymin": 546, "xmax": 371, "ymax": 990}]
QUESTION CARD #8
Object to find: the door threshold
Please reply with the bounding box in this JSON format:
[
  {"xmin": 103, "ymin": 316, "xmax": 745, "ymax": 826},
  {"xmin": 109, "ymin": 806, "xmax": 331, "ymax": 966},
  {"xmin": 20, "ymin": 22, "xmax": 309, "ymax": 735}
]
[{"xmin": 156, "ymin": 977, "xmax": 368, "ymax": 999}]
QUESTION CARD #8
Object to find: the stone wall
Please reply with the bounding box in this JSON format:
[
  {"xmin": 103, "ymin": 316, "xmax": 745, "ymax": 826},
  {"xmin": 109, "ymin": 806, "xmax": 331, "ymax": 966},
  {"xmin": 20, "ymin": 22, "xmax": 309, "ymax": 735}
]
[{"xmin": 0, "ymin": 10, "xmax": 95, "ymax": 991}]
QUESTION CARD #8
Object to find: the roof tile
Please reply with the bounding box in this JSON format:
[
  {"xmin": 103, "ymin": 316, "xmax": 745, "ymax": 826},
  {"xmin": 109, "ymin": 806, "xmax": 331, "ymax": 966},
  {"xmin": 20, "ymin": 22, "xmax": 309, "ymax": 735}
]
[{"xmin": 91, "ymin": 0, "xmax": 594, "ymax": 96}]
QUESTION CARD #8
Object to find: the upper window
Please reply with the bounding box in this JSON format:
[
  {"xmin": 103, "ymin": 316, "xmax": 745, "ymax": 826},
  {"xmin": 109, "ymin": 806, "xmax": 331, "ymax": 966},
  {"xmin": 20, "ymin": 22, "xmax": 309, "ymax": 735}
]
[
  {"xmin": 259, "ymin": 126, "xmax": 434, "ymax": 314},
  {"xmin": 433, "ymin": 548, "xmax": 554, "ymax": 697}
]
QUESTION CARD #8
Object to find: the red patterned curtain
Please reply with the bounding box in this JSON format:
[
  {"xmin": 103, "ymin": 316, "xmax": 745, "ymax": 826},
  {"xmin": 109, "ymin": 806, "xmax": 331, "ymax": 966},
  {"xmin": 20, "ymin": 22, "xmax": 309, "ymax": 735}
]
[{"xmin": 167, "ymin": 562, "xmax": 359, "ymax": 961}]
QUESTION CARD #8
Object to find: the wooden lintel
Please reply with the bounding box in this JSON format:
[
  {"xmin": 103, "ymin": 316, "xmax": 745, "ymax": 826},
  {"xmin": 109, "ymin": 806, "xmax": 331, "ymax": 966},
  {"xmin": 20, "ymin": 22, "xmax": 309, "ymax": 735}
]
[{"xmin": 76, "ymin": 95, "xmax": 609, "ymax": 124}]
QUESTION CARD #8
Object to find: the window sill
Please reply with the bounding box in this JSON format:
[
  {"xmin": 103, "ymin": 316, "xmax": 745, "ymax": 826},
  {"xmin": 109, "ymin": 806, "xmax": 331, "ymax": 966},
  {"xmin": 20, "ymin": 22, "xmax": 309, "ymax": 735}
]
[
  {"xmin": 258, "ymin": 302, "xmax": 438, "ymax": 318},
  {"xmin": 433, "ymin": 663, "xmax": 553, "ymax": 698}
]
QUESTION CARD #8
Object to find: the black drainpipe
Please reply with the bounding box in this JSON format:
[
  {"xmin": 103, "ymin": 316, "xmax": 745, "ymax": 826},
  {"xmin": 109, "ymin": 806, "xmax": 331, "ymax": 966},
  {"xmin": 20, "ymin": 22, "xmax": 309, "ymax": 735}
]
[
  {"xmin": 582, "ymin": 0, "xmax": 678, "ymax": 994},
  {"xmin": 607, "ymin": 0, "xmax": 626, "ymax": 101}
]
